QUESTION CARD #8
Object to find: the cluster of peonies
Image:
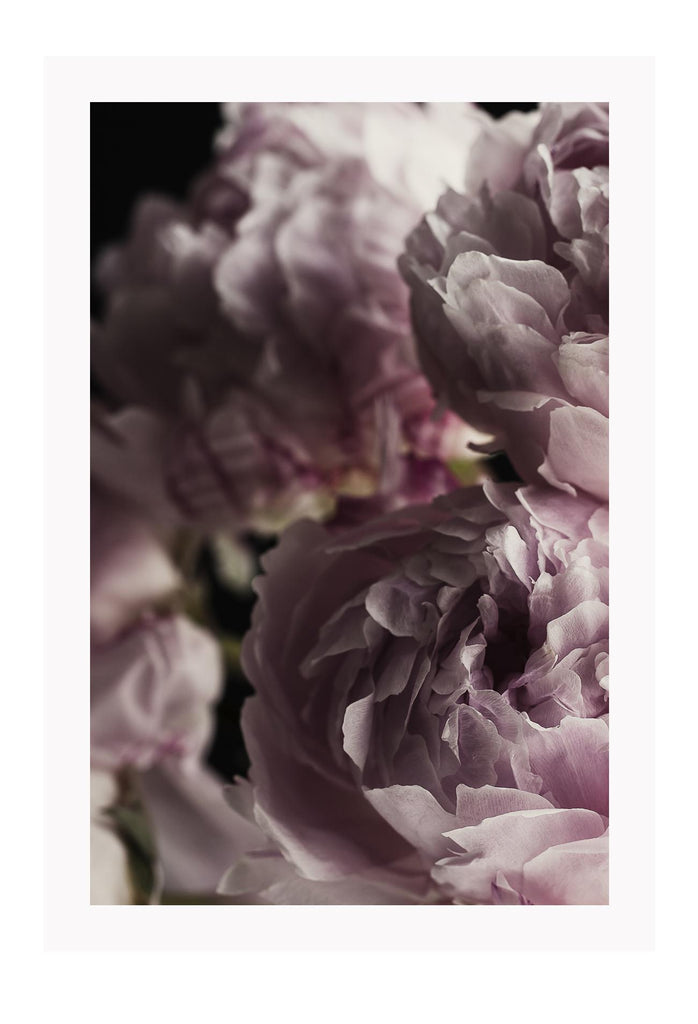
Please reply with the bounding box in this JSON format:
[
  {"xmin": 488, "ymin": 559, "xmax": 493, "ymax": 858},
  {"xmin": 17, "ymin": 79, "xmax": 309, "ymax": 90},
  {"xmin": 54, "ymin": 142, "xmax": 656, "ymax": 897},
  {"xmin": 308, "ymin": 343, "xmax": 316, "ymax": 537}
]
[
  {"xmin": 91, "ymin": 102, "xmax": 489, "ymax": 538},
  {"xmin": 91, "ymin": 101, "xmax": 609, "ymax": 905}
]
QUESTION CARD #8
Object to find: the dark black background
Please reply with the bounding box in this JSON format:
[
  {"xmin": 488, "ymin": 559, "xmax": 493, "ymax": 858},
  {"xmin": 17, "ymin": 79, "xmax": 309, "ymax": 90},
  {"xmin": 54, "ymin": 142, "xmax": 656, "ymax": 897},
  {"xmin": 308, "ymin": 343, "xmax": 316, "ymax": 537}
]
[{"xmin": 91, "ymin": 102, "xmax": 532, "ymax": 781}]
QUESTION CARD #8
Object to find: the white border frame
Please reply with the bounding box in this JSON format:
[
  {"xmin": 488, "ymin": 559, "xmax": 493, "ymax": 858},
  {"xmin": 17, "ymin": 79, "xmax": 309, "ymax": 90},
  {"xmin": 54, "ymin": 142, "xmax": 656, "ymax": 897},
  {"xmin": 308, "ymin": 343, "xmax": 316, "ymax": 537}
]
[{"xmin": 45, "ymin": 56, "xmax": 654, "ymax": 951}]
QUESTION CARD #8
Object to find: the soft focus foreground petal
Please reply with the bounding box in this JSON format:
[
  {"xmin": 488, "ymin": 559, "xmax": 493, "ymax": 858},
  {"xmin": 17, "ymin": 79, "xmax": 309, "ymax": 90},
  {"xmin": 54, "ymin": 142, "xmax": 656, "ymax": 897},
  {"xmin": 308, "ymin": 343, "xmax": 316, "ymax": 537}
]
[
  {"xmin": 90, "ymin": 771, "xmax": 133, "ymax": 905},
  {"xmin": 139, "ymin": 759, "xmax": 260, "ymax": 894}
]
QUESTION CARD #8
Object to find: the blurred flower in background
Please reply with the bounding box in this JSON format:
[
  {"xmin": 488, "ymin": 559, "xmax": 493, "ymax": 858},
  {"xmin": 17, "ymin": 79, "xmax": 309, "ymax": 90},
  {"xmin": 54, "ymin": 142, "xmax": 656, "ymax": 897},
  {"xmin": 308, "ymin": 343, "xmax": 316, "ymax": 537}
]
[
  {"xmin": 90, "ymin": 486, "xmax": 256, "ymax": 901},
  {"xmin": 91, "ymin": 103, "xmax": 489, "ymax": 541}
]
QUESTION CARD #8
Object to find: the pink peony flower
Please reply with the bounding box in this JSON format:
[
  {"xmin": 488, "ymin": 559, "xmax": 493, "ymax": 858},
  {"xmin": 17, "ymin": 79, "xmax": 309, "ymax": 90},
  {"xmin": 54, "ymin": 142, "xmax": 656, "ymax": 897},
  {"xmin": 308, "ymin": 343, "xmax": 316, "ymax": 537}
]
[
  {"xmin": 90, "ymin": 486, "xmax": 220, "ymax": 772},
  {"xmin": 91, "ymin": 613, "xmax": 223, "ymax": 773},
  {"xmin": 225, "ymin": 482, "xmax": 609, "ymax": 904},
  {"xmin": 90, "ymin": 488, "xmax": 250, "ymax": 896},
  {"xmin": 92, "ymin": 103, "xmax": 488, "ymax": 535},
  {"xmin": 401, "ymin": 102, "xmax": 608, "ymax": 500}
]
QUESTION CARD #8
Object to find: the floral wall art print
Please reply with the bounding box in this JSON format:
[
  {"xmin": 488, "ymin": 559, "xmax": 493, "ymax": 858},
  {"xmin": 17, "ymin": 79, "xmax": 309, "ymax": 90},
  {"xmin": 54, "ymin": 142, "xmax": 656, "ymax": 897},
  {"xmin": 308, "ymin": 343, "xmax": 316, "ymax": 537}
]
[{"xmin": 90, "ymin": 101, "xmax": 609, "ymax": 906}]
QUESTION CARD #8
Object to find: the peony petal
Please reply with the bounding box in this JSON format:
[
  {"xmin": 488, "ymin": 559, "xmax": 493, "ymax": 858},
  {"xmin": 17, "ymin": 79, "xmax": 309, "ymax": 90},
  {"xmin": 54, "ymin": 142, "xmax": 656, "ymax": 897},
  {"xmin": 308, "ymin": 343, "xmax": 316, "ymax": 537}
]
[
  {"xmin": 435, "ymin": 806, "xmax": 605, "ymax": 903},
  {"xmin": 525, "ymin": 715, "xmax": 609, "ymax": 815},
  {"xmin": 364, "ymin": 785, "xmax": 457, "ymax": 859},
  {"xmin": 520, "ymin": 832, "xmax": 609, "ymax": 904},
  {"xmin": 540, "ymin": 406, "xmax": 609, "ymax": 501}
]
